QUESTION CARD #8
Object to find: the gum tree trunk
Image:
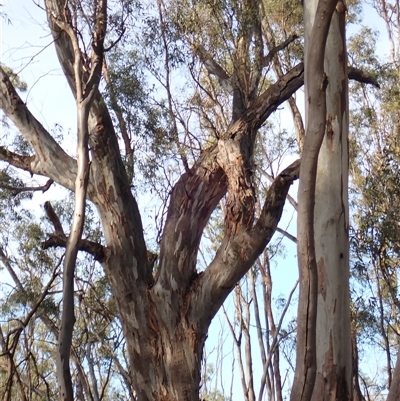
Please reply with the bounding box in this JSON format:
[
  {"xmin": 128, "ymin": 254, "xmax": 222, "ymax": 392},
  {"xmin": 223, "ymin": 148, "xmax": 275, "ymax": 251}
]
[
  {"xmin": 1, "ymin": 0, "xmax": 377, "ymax": 399},
  {"xmin": 291, "ymin": 1, "xmax": 337, "ymax": 400},
  {"xmin": 292, "ymin": 0, "xmax": 352, "ymax": 400},
  {"xmin": 312, "ymin": 2, "xmax": 352, "ymax": 399},
  {"xmin": 0, "ymin": 0, "xmax": 303, "ymax": 396},
  {"xmin": 307, "ymin": 0, "xmax": 353, "ymax": 399}
]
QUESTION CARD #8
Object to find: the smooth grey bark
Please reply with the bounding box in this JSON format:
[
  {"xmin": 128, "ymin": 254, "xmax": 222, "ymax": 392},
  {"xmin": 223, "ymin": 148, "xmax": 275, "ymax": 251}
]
[
  {"xmin": 0, "ymin": 67, "xmax": 76, "ymax": 190},
  {"xmin": 291, "ymin": 1, "xmax": 338, "ymax": 401},
  {"xmin": 387, "ymin": 345, "xmax": 400, "ymax": 401},
  {"xmin": 352, "ymin": 325, "xmax": 365, "ymax": 401},
  {"xmin": 311, "ymin": 1, "xmax": 352, "ymax": 399},
  {"xmin": 0, "ymin": 25, "xmax": 380, "ymax": 401}
]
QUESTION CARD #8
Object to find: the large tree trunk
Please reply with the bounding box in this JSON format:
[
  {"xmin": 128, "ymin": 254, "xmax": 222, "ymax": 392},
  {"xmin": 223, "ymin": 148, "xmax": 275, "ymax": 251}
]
[
  {"xmin": 351, "ymin": 325, "xmax": 365, "ymax": 401},
  {"xmin": 0, "ymin": 0, "xmax": 386, "ymax": 397},
  {"xmin": 95, "ymin": 157, "xmax": 300, "ymax": 401},
  {"xmin": 387, "ymin": 346, "xmax": 400, "ymax": 401},
  {"xmin": 310, "ymin": 0, "xmax": 353, "ymax": 399},
  {"xmin": 0, "ymin": 57, "xmax": 301, "ymax": 400}
]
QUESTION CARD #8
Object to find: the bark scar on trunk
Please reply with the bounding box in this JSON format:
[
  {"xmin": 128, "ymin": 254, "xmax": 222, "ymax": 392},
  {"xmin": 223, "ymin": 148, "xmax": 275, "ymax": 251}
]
[
  {"xmin": 317, "ymin": 258, "xmax": 327, "ymax": 301},
  {"xmin": 326, "ymin": 114, "xmax": 334, "ymax": 151}
]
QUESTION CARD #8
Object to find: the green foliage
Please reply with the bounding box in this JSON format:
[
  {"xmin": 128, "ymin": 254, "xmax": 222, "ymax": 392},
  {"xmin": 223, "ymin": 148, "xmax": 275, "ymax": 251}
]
[
  {"xmin": 202, "ymin": 390, "xmax": 230, "ymax": 401},
  {"xmin": 348, "ymin": 17, "xmax": 400, "ymax": 395},
  {"xmin": 264, "ymin": 0, "xmax": 303, "ymax": 31},
  {"xmin": 0, "ymin": 64, "xmax": 27, "ymax": 92},
  {"xmin": 200, "ymin": 364, "xmax": 230, "ymax": 401}
]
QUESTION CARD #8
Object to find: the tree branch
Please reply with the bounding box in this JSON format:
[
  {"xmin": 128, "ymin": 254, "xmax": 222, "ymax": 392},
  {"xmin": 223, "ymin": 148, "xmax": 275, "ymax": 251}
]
[
  {"xmin": 191, "ymin": 159, "xmax": 300, "ymax": 328},
  {"xmin": 0, "ymin": 179, "xmax": 54, "ymax": 196},
  {"xmin": 156, "ymin": 65, "xmax": 305, "ymax": 295},
  {"xmin": 348, "ymin": 66, "xmax": 380, "ymax": 88},
  {"xmin": 0, "ymin": 147, "xmax": 34, "ymax": 173},
  {"xmin": 0, "ymin": 246, "xmax": 92, "ymax": 401},
  {"xmin": 43, "ymin": 199, "xmax": 105, "ymax": 264},
  {"xmin": 276, "ymin": 227, "xmax": 297, "ymax": 243},
  {"xmin": 190, "ymin": 41, "xmax": 230, "ymax": 80},
  {"xmin": 45, "ymin": 0, "xmax": 151, "ymax": 285},
  {"xmin": 262, "ymin": 34, "xmax": 299, "ymax": 67},
  {"xmin": 45, "ymin": 2, "xmax": 109, "ymax": 399},
  {"xmin": 190, "ymin": 42, "xmax": 379, "ymax": 96},
  {"xmin": 42, "ymin": 233, "xmax": 105, "ymax": 262},
  {"xmin": 82, "ymin": 0, "xmax": 107, "ymax": 103},
  {"xmin": 44, "ymin": 200, "xmax": 65, "ymax": 234},
  {"xmin": 215, "ymin": 60, "xmax": 303, "ymax": 235},
  {"xmin": 234, "ymin": 62, "xmax": 304, "ymax": 131},
  {"xmin": 0, "ymin": 67, "xmax": 77, "ymax": 191},
  {"xmin": 190, "ymin": 40, "xmax": 233, "ymax": 91},
  {"xmin": 257, "ymin": 165, "xmax": 298, "ymax": 210}
]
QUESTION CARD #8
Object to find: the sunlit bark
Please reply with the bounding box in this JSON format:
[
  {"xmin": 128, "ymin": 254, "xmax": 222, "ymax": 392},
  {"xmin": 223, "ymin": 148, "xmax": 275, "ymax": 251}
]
[
  {"xmin": 291, "ymin": 0, "xmax": 338, "ymax": 400},
  {"xmin": 311, "ymin": 1, "xmax": 352, "ymax": 398}
]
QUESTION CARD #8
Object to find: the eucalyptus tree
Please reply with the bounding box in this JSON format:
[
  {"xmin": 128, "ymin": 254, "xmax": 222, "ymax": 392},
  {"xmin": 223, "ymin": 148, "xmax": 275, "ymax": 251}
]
[
  {"xmin": 0, "ymin": 1, "xmax": 390, "ymax": 401},
  {"xmin": 0, "ymin": 0, "xmax": 303, "ymax": 399},
  {"xmin": 293, "ymin": 0, "xmax": 353, "ymax": 399}
]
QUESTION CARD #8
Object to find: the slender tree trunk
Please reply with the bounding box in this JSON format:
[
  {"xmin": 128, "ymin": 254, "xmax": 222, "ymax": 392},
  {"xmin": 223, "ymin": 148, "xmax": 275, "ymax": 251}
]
[
  {"xmin": 311, "ymin": 1, "xmax": 352, "ymax": 399},
  {"xmin": 351, "ymin": 325, "xmax": 365, "ymax": 401},
  {"xmin": 387, "ymin": 345, "xmax": 400, "ymax": 401}
]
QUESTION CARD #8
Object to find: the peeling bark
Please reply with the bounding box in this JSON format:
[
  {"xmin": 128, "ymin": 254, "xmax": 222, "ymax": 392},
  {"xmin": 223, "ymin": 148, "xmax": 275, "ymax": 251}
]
[
  {"xmin": 43, "ymin": 1, "xmax": 109, "ymax": 399},
  {"xmin": 351, "ymin": 325, "xmax": 365, "ymax": 401},
  {"xmin": 193, "ymin": 159, "xmax": 300, "ymax": 327},
  {"xmin": 0, "ymin": 61, "xmax": 302, "ymax": 401}
]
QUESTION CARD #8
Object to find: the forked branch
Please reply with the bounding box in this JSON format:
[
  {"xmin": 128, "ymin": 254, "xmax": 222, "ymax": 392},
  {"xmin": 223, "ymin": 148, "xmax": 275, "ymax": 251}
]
[
  {"xmin": 0, "ymin": 179, "xmax": 54, "ymax": 196},
  {"xmin": 192, "ymin": 159, "xmax": 300, "ymax": 327},
  {"xmin": 42, "ymin": 201, "xmax": 105, "ymax": 262}
]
